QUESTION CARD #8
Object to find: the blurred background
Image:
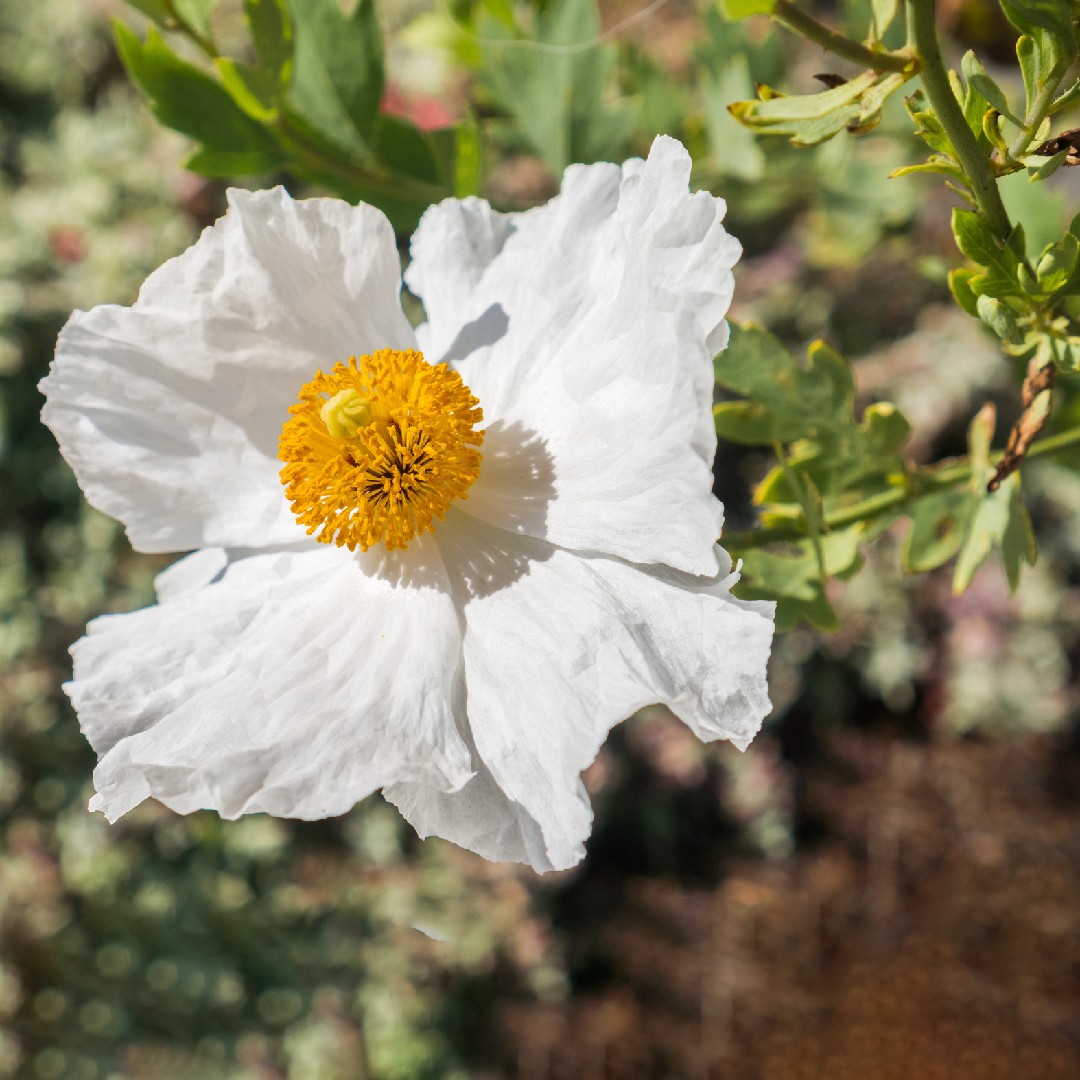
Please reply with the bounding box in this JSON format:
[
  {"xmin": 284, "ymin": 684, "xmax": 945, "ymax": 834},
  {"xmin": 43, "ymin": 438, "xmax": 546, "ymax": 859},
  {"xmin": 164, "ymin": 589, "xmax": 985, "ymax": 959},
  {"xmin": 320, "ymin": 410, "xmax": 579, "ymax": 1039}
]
[{"xmin": 1, "ymin": 0, "xmax": 1079, "ymax": 1076}]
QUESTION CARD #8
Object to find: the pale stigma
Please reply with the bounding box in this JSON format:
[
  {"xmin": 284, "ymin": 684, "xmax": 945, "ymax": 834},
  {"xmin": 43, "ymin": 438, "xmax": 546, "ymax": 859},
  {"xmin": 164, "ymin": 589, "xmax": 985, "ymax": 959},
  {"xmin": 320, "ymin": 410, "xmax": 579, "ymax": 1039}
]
[{"xmin": 320, "ymin": 388, "xmax": 372, "ymax": 440}]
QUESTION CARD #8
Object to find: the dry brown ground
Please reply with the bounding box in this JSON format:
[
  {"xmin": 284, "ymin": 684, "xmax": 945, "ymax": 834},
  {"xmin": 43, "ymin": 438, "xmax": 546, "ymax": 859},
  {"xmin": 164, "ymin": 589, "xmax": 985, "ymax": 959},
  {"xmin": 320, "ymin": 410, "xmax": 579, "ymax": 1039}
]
[{"xmin": 488, "ymin": 732, "xmax": 1080, "ymax": 1079}]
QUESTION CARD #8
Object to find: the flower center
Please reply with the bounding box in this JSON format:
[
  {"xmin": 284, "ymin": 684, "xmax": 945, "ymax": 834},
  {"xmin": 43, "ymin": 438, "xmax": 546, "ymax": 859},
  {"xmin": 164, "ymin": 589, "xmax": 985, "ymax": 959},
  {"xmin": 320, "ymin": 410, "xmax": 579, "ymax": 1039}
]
[{"xmin": 279, "ymin": 348, "xmax": 484, "ymax": 552}]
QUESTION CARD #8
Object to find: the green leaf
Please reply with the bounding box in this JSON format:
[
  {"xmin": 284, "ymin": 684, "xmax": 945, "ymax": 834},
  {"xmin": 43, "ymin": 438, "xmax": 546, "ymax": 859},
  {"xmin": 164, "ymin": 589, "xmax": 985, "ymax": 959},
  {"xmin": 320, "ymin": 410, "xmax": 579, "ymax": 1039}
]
[
  {"xmin": 948, "ymin": 268, "xmax": 981, "ymax": 316},
  {"xmin": 951, "ymin": 207, "xmax": 1025, "ymax": 298},
  {"xmin": 890, "ymin": 159, "xmax": 967, "ymax": 182},
  {"xmin": 999, "ymin": 480, "xmax": 1038, "ymax": 589},
  {"xmin": 719, "ymin": 0, "xmax": 776, "ymax": 19},
  {"xmin": 718, "ymin": 328, "xmax": 912, "ymax": 527},
  {"xmin": 183, "ymin": 144, "xmax": 278, "ymax": 177},
  {"xmin": 287, "ymin": 0, "xmax": 384, "ymax": 163},
  {"xmin": 953, "ymin": 473, "xmax": 1036, "ymax": 591},
  {"xmin": 113, "ymin": 21, "xmax": 283, "ymax": 174},
  {"xmin": 702, "ymin": 54, "xmax": 766, "ymax": 180},
  {"xmin": 976, "ymin": 294, "xmax": 1024, "ymax": 343},
  {"xmin": 123, "ymin": 0, "xmax": 173, "ymax": 27},
  {"xmin": 733, "ymin": 528, "xmax": 864, "ymax": 631},
  {"xmin": 733, "ymin": 545, "xmax": 838, "ymax": 631},
  {"xmin": 1035, "ymin": 233, "xmax": 1080, "ymax": 293},
  {"xmin": 172, "ymin": 0, "xmax": 219, "ymax": 39},
  {"xmin": 246, "ymin": 0, "xmax": 292, "ymax": 76},
  {"xmin": 370, "ymin": 114, "xmax": 442, "ymax": 185},
  {"xmin": 1028, "ymin": 147, "xmax": 1071, "ymax": 181},
  {"xmin": 216, "ymin": 58, "xmax": 280, "ymax": 120},
  {"xmin": 951, "ymin": 407, "xmax": 1038, "ymax": 592},
  {"xmin": 729, "ymin": 70, "xmax": 905, "ymax": 146},
  {"xmin": 903, "ymin": 91, "xmax": 955, "ymax": 155},
  {"xmin": 1000, "ymin": 0, "xmax": 1078, "ymax": 63},
  {"xmin": 961, "ymin": 50, "xmax": 1021, "ymax": 124},
  {"xmin": 450, "ymin": 117, "xmax": 482, "ymax": 198},
  {"xmin": 1016, "ymin": 34, "xmax": 1042, "ymax": 115},
  {"xmin": 870, "ymin": 0, "xmax": 900, "ymax": 42},
  {"xmin": 903, "ymin": 488, "xmax": 976, "ymax": 573},
  {"xmin": 480, "ymin": 0, "xmax": 633, "ymax": 173},
  {"xmin": 713, "ymin": 324, "xmax": 852, "ymax": 444},
  {"xmin": 1051, "ymin": 76, "xmax": 1080, "ymax": 111},
  {"xmin": 1046, "ymin": 333, "xmax": 1080, "ymax": 372},
  {"xmin": 949, "ymin": 67, "xmax": 991, "ymax": 143}
]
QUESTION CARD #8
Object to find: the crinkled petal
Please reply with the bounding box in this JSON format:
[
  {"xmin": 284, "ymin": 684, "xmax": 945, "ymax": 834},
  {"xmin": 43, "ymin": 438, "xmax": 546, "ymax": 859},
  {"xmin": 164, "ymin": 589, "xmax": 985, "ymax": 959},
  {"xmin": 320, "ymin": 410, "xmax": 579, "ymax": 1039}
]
[
  {"xmin": 69, "ymin": 544, "xmax": 473, "ymax": 821},
  {"xmin": 406, "ymin": 136, "xmax": 740, "ymax": 576},
  {"xmin": 405, "ymin": 196, "xmax": 516, "ymax": 361},
  {"xmin": 390, "ymin": 513, "xmax": 773, "ymax": 872},
  {"xmin": 41, "ymin": 188, "xmax": 416, "ymax": 553}
]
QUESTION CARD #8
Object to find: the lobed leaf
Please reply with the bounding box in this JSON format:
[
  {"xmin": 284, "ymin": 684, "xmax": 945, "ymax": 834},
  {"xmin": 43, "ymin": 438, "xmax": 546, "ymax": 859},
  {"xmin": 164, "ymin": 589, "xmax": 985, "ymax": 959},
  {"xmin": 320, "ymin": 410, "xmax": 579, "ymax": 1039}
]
[
  {"xmin": 951, "ymin": 207, "xmax": 1026, "ymax": 299},
  {"xmin": 903, "ymin": 489, "xmax": 975, "ymax": 573},
  {"xmin": 713, "ymin": 324, "xmax": 852, "ymax": 445},
  {"xmin": 113, "ymin": 21, "xmax": 283, "ymax": 175},
  {"xmin": 728, "ymin": 71, "xmax": 905, "ymax": 147},
  {"xmin": 286, "ymin": 0, "xmax": 385, "ymax": 164}
]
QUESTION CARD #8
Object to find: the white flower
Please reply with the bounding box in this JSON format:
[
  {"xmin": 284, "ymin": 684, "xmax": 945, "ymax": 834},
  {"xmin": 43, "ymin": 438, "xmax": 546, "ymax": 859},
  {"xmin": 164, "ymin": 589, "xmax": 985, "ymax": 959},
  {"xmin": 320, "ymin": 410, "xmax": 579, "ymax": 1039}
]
[{"xmin": 39, "ymin": 136, "xmax": 774, "ymax": 873}]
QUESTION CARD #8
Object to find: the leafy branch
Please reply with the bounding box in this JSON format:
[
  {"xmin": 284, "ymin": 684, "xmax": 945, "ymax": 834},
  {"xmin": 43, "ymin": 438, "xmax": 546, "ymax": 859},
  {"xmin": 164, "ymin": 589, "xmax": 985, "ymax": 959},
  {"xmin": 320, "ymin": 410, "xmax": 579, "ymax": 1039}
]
[
  {"xmin": 116, "ymin": 0, "xmax": 479, "ymax": 231},
  {"xmin": 718, "ymin": 0, "xmax": 1080, "ymax": 625}
]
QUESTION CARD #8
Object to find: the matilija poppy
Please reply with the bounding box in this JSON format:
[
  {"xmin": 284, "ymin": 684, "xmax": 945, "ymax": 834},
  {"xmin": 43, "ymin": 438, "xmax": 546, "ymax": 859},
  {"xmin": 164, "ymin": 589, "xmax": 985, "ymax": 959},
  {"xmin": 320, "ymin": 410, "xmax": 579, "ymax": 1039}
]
[{"xmin": 39, "ymin": 135, "xmax": 774, "ymax": 874}]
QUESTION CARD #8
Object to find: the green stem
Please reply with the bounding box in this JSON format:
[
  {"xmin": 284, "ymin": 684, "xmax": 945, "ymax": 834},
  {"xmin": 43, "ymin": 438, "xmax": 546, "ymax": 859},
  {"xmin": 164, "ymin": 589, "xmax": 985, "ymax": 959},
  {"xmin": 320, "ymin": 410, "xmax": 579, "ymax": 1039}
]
[
  {"xmin": 1007, "ymin": 77, "xmax": 1059, "ymax": 161},
  {"xmin": 724, "ymin": 424, "xmax": 1080, "ymax": 550},
  {"xmin": 772, "ymin": 0, "xmax": 916, "ymax": 73},
  {"xmin": 908, "ymin": 0, "xmax": 1012, "ymax": 239},
  {"xmin": 772, "ymin": 1, "xmax": 917, "ymax": 73},
  {"xmin": 163, "ymin": 0, "xmax": 218, "ymax": 58}
]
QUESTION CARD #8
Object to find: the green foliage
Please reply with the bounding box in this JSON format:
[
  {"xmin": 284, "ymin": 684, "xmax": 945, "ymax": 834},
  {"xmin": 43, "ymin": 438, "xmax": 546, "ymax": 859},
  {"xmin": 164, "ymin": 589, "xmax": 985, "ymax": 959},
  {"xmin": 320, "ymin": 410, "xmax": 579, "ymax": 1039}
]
[
  {"xmin": 702, "ymin": 55, "xmax": 766, "ymax": 179},
  {"xmin": 953, "ymin": 407, "xmax": 1038, "ymax": 591},
  {"xmin": 719, "ymin": 0, "xmax": 776, "ymax": 19},
  {"xmin": 869, "ymin": 0, "xmax": 900, "ymax": 42},
  {"xmin": 113, "ymin": 22, "xmax": 284, "ymax": 176},
  {"xmin": 729, "ymin": 70, "xmax": 907, "ymax": 147},
  {"xmin": 477, "ymin": 0, "xmax": 634, "ymax": 173},
  {"xmin": 948, "ymin": 204, "xmax": 1080, "ymax": 372},
  {"xmin": 1002, "ymin": 0, "xmax": 1078, "ymax": 86},
  {"xmin": 717, "ymin": 325, "xmax": 915, "ymax": 628},
  {"xmin": 288, "ymin": 0, "xmax": 384, "ymax": 161},
  {"xmin": 113, "ymin": 0, "xmax": 475, "ymax": 231},
  {"xmin": 736, "ymin": 530, "xmax": 862, "ymax": 632}
]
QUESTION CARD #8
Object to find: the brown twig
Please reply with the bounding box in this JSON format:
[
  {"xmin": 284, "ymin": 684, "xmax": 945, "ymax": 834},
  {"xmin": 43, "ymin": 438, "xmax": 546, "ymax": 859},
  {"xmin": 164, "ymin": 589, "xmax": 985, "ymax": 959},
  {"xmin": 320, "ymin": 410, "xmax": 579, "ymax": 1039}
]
[{"xmin": 987, "ymin": 356, "xmax": 1057, "ymax": 491}]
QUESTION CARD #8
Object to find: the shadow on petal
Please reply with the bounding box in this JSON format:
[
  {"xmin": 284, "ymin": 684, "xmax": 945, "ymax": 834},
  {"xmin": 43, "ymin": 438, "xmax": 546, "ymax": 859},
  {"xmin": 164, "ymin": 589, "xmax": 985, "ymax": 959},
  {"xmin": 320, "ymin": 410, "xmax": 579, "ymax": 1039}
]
[
  {"xmin": 437, "ymin": 420, "xmax": 557, "ymax": 601},
  {"xmin": 442, "ymin": 302, "xmax": 510, "ymax": 365}
]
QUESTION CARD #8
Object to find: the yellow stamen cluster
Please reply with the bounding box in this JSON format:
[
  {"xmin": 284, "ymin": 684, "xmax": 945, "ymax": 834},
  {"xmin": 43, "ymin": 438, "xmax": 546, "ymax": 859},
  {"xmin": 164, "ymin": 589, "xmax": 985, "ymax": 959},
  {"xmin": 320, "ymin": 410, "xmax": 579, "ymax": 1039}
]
[{"xmin": 279, "ymin": 348, "xmax": 484, "ymax": 551}]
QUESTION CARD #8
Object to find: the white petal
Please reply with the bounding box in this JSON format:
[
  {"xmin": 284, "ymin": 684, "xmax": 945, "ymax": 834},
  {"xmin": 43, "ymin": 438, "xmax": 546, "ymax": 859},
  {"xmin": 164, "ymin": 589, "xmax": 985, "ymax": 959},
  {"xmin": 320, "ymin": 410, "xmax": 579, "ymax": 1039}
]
[
  {"xmin": 40, "ymin": 188, "xmax": 416, "ymax": 553},
  {"xmin": 404, "ymin": 196, "xmax": 516, "ymax": 361},
  {"xmin": 392, "ymin": 514, "xmax": 773, "ymax": 873},
  {"xmin": 407, "ymin": 137, "xmax": 740, "ymax": 576},
  {"xmin": 385, "ymin": 734, "xmax": 559, "ymax": 873},
  {"xmin": 153, "ymin": 547, "xmax": 227, "ymax": 603},
  {"xmin": 68, "ymin": 544, "xmax": 473, "ymax": 821}
]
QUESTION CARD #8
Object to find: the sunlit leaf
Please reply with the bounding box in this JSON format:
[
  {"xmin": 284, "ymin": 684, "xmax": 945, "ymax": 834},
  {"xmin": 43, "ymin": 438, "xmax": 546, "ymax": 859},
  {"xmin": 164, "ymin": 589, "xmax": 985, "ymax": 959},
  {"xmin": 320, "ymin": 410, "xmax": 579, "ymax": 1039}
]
[
  {"xmin": 113, "ymin": 21, "xmax": 283, "ymax": 175},
  {"xmin": 729, "ymin": 71, "xmax": 905, "ymax": 147},
  {"xmin": 287, "ymin": 0, "xmax": 384, "ymax": 163},
  {"xmin": 702, "ymin": 54, "xmax": 765, "ymax": 179},
  {"xmin": 719, "ymin": 0, "xmax": 776, "ymax": 20},
  {"xmin": 903, "ymin": 488, "xmax": 975, "ymax": 573},
  {"xmin": 480, "ymin": 0, "xmax": 633, "ymax": 173}
]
